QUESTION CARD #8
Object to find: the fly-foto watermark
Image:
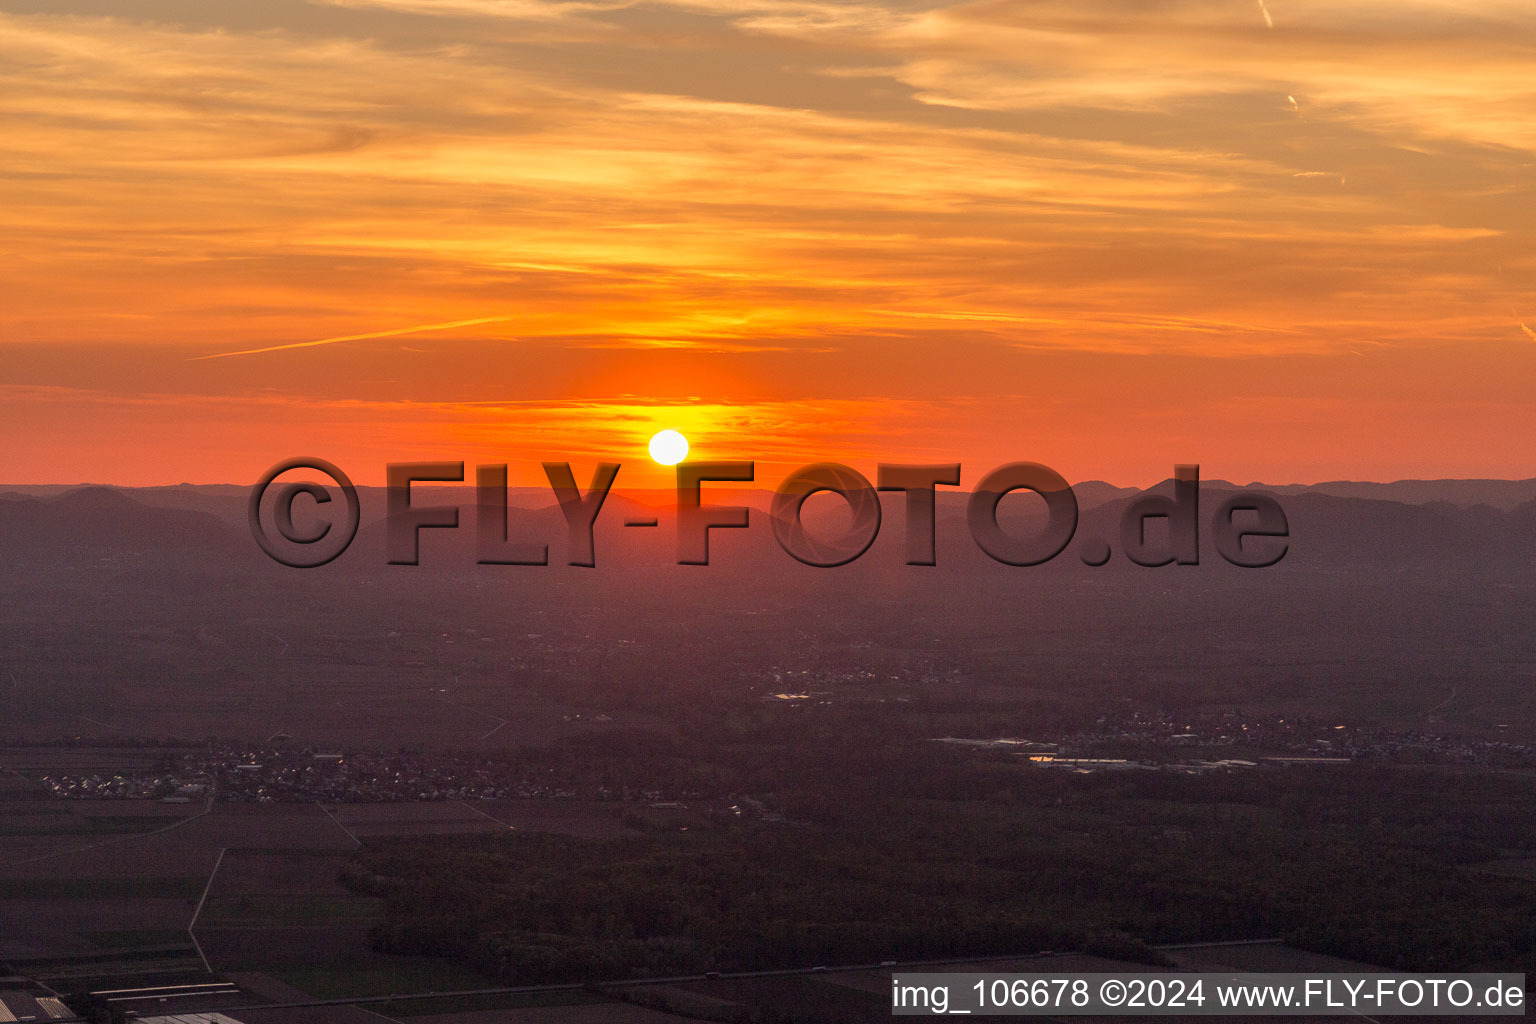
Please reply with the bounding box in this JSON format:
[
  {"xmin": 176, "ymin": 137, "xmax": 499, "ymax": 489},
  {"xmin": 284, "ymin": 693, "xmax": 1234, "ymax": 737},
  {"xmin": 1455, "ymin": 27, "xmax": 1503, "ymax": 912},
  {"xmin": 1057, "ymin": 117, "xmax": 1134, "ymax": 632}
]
[{"xmin": 249, "ymin": 458, "xmax": 1288, "ymax": 570}]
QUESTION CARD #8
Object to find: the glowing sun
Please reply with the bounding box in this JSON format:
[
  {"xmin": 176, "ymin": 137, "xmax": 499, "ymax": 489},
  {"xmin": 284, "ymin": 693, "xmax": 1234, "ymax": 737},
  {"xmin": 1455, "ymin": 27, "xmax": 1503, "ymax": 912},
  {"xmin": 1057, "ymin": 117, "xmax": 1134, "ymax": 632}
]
[{"xmin": 648, "ymin": 429, "xmax": 689, "ymax": 465}]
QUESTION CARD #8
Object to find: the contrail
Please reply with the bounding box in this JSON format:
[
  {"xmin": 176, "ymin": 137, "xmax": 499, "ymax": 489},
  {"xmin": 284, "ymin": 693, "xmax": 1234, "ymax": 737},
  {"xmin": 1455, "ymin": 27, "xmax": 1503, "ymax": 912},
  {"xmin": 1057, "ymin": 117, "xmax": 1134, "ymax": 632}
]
[
  {"xmin": 1520, "ymin": 322, "xmax": 1536, "ymax": 342},
  {"xmin": 1257, "ymin": 0, "xmax": 1274, "ymax": 28},
  {"xmin": 189, "ymin": 316, "xmax": 512, "ymax": 361}
]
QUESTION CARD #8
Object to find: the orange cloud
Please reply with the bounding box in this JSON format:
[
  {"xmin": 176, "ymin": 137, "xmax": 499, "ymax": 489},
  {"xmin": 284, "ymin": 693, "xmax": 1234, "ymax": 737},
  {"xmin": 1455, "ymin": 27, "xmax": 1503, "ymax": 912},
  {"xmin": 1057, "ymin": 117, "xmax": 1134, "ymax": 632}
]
[{"xmin": 0, "ymin": 1, "xmax": 1531, "ymax": 483}]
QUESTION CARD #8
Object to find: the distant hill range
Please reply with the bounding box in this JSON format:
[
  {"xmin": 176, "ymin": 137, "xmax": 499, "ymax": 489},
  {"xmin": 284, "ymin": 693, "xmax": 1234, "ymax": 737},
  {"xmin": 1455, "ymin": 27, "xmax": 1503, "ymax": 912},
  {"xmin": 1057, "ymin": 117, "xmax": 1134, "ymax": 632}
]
[
  {"xmin": 1253, "ymin": 478, "xmax": 1536, "ymax": 512},
  {"xmin": 1, "ymin": 476, "xmax": 1533, "ymax": 742},
  {"xmin": 4, "ymin": 475, "xmax": 1535, "ymax": 515},
  {"xmin": 1, "ymin": 476, "xmax": 1533, "ymax": 572}
]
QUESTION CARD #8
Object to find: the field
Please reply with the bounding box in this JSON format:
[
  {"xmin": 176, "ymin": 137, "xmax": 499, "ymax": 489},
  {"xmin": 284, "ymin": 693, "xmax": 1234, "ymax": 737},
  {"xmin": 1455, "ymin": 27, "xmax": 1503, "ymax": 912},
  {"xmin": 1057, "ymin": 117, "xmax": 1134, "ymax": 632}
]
[
  {"xmin": 0, "ymin": 752, "xmax": 654, "ymax": 1019},
  {"xmin": 0, "ymin": 764, "xmax": 431, "ymax": 993},
  {"xmin": 399, "ymin": 1007, "xmax": 694, "ymax": 1024},
  {"xmin": 229, "ymin": 997, "xmax": 695, "ymax": 1024}
]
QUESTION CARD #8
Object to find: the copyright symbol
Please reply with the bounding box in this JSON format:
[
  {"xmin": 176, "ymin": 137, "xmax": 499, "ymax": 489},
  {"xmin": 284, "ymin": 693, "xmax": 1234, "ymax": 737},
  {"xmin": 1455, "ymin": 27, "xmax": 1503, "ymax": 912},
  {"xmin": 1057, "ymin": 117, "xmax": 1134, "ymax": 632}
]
[
  {"xmin": 249, "ymin": 457, "xmax": 360, "ymax": 568},
  {"xmin": 1099, "ymin": 980, "xmax": 1127, "ymax": 1007}
]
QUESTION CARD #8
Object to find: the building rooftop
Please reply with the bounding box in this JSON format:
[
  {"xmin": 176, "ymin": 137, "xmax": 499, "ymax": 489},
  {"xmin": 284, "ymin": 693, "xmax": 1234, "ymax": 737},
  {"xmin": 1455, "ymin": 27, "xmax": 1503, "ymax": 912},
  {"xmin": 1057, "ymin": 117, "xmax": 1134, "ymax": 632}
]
[{"xmin": 0, "ymin": 988, "xmax": 80, "ymax": 1021}]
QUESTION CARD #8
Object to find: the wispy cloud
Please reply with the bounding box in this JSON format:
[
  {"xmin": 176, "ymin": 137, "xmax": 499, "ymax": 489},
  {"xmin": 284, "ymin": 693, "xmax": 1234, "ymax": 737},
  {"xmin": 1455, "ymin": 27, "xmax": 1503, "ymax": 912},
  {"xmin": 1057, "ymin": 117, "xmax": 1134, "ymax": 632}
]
[
  {"xmin": 2, "ymin": 2, "xmax": 1534, "ymax": 482},
  {"xmin": 190, "ymin": 318, "xmax": 514, "ymax": 361}
]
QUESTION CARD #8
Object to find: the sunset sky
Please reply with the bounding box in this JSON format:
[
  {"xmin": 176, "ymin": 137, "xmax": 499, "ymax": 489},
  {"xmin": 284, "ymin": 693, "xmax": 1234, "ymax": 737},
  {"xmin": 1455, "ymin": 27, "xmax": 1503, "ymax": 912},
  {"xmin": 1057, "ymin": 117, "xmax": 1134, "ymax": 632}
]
[{"xmin": 1, "ymin": 0, "xmax": 1533, "ymax": 486}]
